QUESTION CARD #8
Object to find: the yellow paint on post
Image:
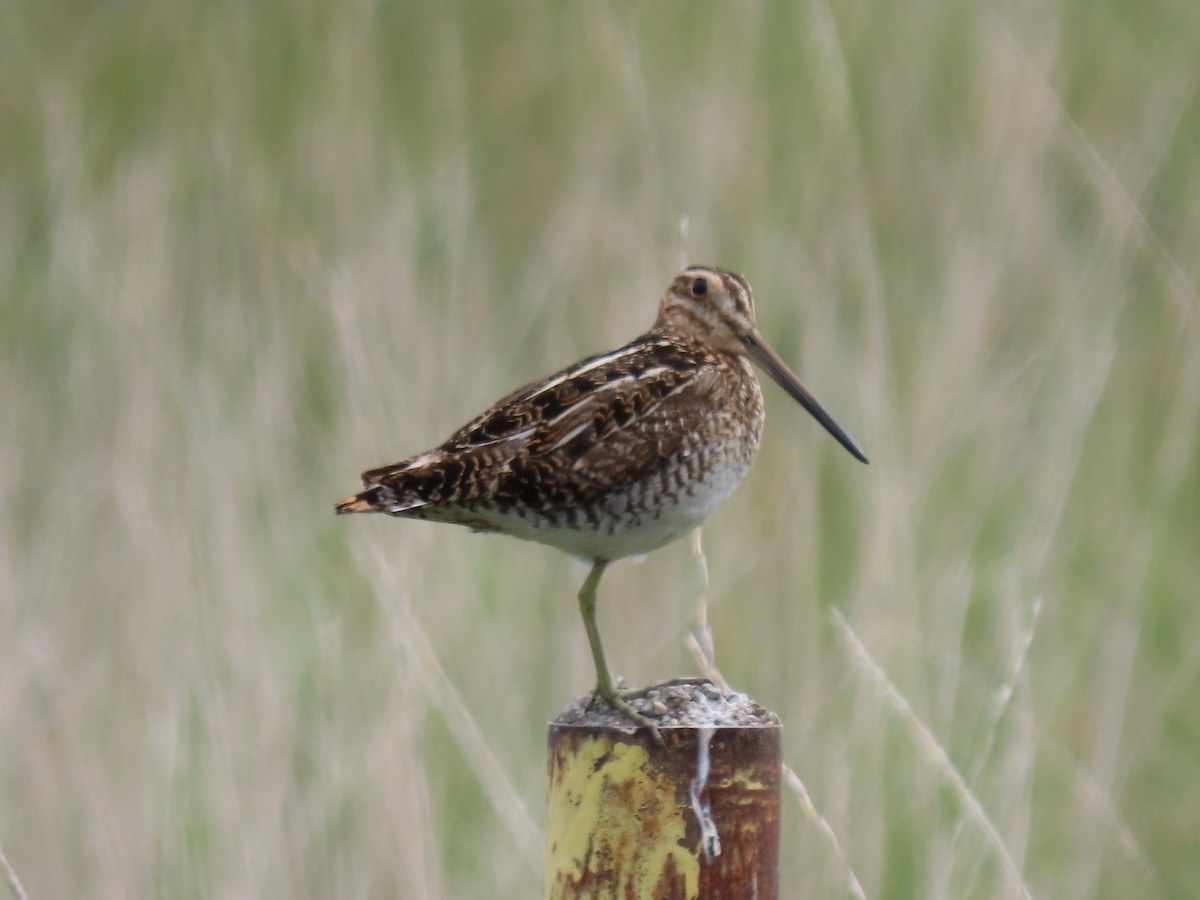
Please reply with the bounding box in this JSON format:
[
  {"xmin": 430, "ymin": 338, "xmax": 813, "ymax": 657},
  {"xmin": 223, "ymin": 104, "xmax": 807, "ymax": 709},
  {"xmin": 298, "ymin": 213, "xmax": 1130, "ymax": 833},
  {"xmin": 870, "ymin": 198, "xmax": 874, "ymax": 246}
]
[{"xmin": 545, "ymin": 734, "xmax": 700, "ymax": 899}]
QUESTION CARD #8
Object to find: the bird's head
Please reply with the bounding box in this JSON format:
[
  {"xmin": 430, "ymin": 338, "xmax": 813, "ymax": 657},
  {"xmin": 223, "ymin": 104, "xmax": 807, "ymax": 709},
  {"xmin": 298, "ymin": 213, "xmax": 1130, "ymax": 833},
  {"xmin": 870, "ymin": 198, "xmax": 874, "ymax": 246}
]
[
  {"xmin": 655, "ymin": 266, "xmax": 758, "ymax": 356},
  {"xmin": 655, "ymin": 265, "xmax": 869, "ymax": 464}
]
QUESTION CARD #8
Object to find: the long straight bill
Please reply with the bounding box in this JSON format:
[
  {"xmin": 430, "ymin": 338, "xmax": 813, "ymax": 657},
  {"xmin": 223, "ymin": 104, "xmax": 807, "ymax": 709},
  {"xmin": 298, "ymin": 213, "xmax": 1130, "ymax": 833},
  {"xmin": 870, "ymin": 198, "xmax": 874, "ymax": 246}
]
[{"xmin": 743, "ymin": 332, "xmax": 869, "ymax": 464}]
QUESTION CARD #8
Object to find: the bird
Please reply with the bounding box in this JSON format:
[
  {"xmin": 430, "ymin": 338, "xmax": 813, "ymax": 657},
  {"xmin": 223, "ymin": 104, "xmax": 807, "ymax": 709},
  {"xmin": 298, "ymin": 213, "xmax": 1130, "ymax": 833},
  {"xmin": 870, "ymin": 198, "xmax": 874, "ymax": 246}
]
[{"xmin": 335, "ymin": 265, "xmax": 867, "ymax": 733}]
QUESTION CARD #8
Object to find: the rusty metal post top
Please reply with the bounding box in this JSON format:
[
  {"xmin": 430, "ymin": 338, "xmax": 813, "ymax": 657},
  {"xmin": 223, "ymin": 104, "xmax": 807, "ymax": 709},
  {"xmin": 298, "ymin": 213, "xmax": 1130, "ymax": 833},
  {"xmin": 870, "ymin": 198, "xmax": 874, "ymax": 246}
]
[
  {"xmin": 546, "ymin": 680, "xmax": 782, "ymax": 899},
  {"xmin": 549, "ymin": 678, "xmax": 781, "ymax": 736}
]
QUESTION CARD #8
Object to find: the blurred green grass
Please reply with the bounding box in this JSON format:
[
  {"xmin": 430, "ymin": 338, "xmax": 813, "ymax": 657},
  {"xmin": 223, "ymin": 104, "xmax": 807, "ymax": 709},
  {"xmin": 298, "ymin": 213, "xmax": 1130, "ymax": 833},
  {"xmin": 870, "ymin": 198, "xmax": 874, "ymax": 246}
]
[{"xmin": 2, "ymin": 1, "xmax": 1198, "ymax": 897}]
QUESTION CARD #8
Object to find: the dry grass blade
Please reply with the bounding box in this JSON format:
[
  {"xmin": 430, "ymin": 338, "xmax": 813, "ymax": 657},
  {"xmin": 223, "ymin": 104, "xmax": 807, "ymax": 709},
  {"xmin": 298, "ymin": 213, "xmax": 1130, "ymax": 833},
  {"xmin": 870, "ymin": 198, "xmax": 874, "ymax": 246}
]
[
  {"xmin": 358, "ymin": 546, "xmax": 543, "ymax": 873},
  {"xmin": 781, "ymin": 764, "xmax": 868, "ymax": 900},
  {"xmin": 832, "ymin": 609, "xmax": 1035, "ymax": 900},
  {"xmin": 0, "ymin": 844, "xmax": 27, "ymax": 900}
]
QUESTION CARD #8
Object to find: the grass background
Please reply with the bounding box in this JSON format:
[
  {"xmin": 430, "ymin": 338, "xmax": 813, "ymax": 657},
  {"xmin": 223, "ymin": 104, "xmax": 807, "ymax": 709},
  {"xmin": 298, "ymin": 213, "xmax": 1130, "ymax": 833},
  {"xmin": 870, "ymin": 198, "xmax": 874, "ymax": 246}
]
[{"xmin": 2, "ymin": 1, "xmax": 1199, "ymax": 897}]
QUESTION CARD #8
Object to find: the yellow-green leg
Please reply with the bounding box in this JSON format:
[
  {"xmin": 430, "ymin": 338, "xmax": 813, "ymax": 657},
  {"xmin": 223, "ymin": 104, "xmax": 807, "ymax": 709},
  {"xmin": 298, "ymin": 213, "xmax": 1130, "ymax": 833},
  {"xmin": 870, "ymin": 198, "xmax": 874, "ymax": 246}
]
[{"xmin": 578, "ymin": 559, "xmax": 659, "ymax": 735}]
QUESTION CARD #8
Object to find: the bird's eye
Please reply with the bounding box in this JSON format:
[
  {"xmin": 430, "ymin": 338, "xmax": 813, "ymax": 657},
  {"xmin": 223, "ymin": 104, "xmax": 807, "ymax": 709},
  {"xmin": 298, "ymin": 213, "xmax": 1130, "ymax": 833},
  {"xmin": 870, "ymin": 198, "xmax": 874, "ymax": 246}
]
[{"xmin": 690, "ymin": 277, "xmax": 708, "ymax": 297}]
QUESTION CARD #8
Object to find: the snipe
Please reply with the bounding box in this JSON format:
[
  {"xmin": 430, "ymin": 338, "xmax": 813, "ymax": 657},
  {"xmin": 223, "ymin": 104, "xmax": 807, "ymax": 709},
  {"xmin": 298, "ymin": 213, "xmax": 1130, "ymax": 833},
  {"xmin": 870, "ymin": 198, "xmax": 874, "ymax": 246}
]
[{"xmin": 336, "ymin": 266, "xmax": 867, "ymax": 732}]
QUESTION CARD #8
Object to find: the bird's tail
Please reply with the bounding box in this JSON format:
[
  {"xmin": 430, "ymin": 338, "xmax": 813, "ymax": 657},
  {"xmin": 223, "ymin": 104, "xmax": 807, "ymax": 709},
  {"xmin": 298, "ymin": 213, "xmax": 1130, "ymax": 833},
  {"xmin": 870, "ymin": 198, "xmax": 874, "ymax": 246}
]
[
  {"xmin": 334, "ymin": 487, "xmax": 385, "ymax": 514},
  {"xmin": 335, "ymin": 481, "xmax": 429, "ymax": 516}
]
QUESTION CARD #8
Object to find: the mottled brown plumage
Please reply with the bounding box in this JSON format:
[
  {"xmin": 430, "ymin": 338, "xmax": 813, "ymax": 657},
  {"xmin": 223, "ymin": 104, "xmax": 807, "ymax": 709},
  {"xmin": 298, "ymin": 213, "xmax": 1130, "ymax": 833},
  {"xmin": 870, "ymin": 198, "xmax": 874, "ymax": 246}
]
[{"xmin": 336, "ymin": 265, "xmax": 867, "ymax": 733}]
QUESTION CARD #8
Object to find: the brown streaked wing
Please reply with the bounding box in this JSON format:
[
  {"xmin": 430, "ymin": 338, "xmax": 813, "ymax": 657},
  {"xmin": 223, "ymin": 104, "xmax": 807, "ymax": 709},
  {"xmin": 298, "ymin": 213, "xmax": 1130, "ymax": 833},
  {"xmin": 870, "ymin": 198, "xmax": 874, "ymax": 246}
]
[
  {"xmin": 561, "ymin": 364, "xmax": 726, "ymax": 494},
  {"xmin": 353, "ymin": 342, "xmax": 683, "ymax": 488},
  {"xmin": 360, "ymin": 336, "xmax": 721, "ymax": 513},
  {"xmin": 485, "ymin": 352, "xmax": 725, "ymax": 512},
  {"xmin": 441, "ymin": 337, "xmax": 703, "ymax": 451}
]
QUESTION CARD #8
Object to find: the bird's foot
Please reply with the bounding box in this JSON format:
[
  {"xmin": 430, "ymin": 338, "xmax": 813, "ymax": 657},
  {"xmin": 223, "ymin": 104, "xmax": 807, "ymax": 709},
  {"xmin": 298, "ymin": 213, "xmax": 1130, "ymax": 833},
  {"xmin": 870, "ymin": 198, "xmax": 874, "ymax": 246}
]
[
  {"xmin": 616, "ymin": 676, "xmax": 715, "ymax": 701},
  {"xmin": 588, "ymin": 683, "xmax": 664, "ymax": 746}
]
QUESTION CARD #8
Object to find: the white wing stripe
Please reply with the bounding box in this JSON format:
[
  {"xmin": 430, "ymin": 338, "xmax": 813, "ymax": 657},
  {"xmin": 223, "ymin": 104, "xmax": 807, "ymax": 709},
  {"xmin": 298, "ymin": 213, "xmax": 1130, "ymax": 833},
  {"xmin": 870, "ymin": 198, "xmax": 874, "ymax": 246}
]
[{"xmin": 523, "ymin": 339, "xmax": 676, "ymax": 400}]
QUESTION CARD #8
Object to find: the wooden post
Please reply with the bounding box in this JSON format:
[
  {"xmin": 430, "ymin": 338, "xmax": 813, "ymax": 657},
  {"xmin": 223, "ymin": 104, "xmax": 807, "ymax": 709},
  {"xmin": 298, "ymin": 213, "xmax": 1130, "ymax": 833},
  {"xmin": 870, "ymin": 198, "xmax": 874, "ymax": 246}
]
[{"xmin": 545, "ymin": 680, "xmax": 781, "ymax": 899}]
